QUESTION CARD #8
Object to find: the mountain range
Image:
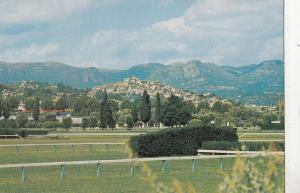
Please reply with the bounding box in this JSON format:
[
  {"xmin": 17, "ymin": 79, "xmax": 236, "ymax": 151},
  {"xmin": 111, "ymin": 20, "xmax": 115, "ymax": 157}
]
[{"xmin": 0, "ymin": 60, "xmax": 283, "ymax": 105}]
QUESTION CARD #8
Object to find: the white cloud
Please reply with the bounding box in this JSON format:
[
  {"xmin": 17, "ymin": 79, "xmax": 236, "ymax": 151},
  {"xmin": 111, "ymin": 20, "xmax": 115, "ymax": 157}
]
[
  {"xmin": 258, "ymin": 37, "xmax": 283, "ymax": 60},
  {"xmin": 0, "ymin": 0, "xmax": 91, "ymax": 23},
  {"xmin": 0, "ymin": 43, "xmax": 60, "ymax": 62},
  {"xmin": 147, "ymin": 0, "xmax": 283, "ymax": 65},
  {"xmin": 0, "ymin": 0, "xmax": 282, "ymax": 68},
  {"xmin": 86, "ymin": 0, "xmax": 282, "ymax": 67}
]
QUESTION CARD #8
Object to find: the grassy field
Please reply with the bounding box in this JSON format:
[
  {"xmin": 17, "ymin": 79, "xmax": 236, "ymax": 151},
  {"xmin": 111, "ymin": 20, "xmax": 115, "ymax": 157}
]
[
  {"xmin": 0, "ymin": 157, "xmax": 257, "ymax": 193},
  {"xmin": 238, "ymin": 132, "xmax": 284, "ymax": 141},
  {"xmin": 0, "ymin": 134, "xmax": 284, "ymax": 193}
]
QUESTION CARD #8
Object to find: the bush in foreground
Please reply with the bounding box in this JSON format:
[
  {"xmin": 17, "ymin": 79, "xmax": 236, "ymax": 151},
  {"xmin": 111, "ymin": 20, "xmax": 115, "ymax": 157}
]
[
  {"xmin": 129, "ymin": 126, "xmax": 238, "ymax": 157},
  {"xmin": 219, "ymin": 154, "xmax": 284, "ymax": 193}
]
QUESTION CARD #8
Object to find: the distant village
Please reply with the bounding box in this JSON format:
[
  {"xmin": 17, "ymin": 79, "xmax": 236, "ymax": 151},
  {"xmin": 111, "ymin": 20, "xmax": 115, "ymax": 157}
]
[
  {"xmin": 0, "ymin": 78, "xmax": 283, "ymax": 130},
  {"xmin": 89, "ymin": 77, "xmax": 222, "ymax": 107}
]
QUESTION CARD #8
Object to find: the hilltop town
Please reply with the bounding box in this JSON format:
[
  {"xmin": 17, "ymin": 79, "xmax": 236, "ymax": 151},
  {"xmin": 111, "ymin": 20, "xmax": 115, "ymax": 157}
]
[{"xmin": 89, "ymin": 77, "xmax": 220, "ymax": 107}]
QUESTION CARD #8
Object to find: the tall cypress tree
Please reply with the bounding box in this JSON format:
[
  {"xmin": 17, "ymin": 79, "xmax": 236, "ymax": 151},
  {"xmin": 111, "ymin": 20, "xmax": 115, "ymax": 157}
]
[
  {"xmin": 32, "ymin": 97, "xmax": 40, "ymax": 124},
  {"xmin": 0, "ymin": 97, "xmax": 3, "ymax": 118},
  {"xmin": 2, "ymin": 100, "xmax": 10, "ymax": 120},
  {"xmin": 99, "ymin": 90, "xmax": 114, "ymax": 128},
  {"xmin": 131, "ymin": 102, "xmax": 138, "ymax": 123},
  {"xmin": 140, "ymin": 90, "xmax": 151, "ymax": 124},
  {"xmin": 154, "ymin": 93, "xmax": 161, "ymax": 127}
]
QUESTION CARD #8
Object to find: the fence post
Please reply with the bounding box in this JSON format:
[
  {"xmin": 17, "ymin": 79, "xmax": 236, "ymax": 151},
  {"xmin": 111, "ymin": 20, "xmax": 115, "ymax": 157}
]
[
  {"xmin": 220, "ymin": 158, "xmax": 224, "ymax": 170},
  {"xmin": 21, "ymin": 167, "xmax": 25, "ymax": 183},
  {"xmin": 130, "ymin": 161, "xmax": 134, "ymax": 176},
  {"xmin": 16, "ymin": 145, "xmax": 19, "ymax": 153},
  {"xmin": 96, "ymin": 162, "xmax": 101, "ymax": 177},
  {"xmin": 162, "ymin": 160, "xmax": 166, "ymax": 174},
  {"xmin": 60, "ymin": 164, "xmax": 65, "ymax": 181},
  {"xmin": 192, "ymin": 159, "xmax": 196, "ymax": 172},
  {"xmin": 106, "ymin": 144, "xmax": 109, "ymax": 151},
  {"xmin": 53, "ymin": 145, "xmax": 57, "ymax": 152},
  {"xmin": 72, "ymin": 144, "xmax": 75, "ymax": 152},
  {"xmin": 89, "ymin": 144, "xmax": 93, "ymax": 152}
]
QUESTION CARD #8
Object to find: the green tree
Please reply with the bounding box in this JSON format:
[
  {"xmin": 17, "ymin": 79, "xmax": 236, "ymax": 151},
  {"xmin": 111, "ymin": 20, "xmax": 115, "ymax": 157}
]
[
  {"xmin": 2, "ymin": 100, "xmax": 10, "ymax": 120},
  {"xmin": 131, "ymin": 103, "xmax": 138, "ymax": 123},
  {"xmin": 89, "ymin": 115, "xmax": 98, "ymax": 129},
  {"xmin": 32, "ymin": 97, "xmax": 40, "ymax": 123},
  {"xmin": 154, "ymin": 93, "xmax": 161, "ymax": 126},
  {"xmin": 0, "ymin": 97, "xmax": 3, "ymax": 117},
  {"xmin": 24, "ymin": 97, "xmax": 35, "ymax": 110},
  {"xmin": 55, "ymin": 97, "xmax": 68, "ymax": 110},
  {"xmin": 120, "ymin": 99, "xmax": 132, "ymax": 109},
  {"xmin": 211, "ymin": 101, "xmax": 223, "ymax": 113},
  {"xmin": 82, "ymin": 117, "xmax": 90, "ymax": 130},
  {"xmin": 161, "ymin": 95, "xmax": 192, "ymax": 127},
  {"xmin": 86, "ymin": 98, "xmax": 101, "ymax": 114},
  {"xmin": 211, "ymin": 101, "xmax": 230, "ymax": 113},
  {"xmin": 62, "ymin": 117, "xmax": 72, "ymax": 129},
  {"xmin": 196, "ymin": 101, "xmax": 210, "ymax": 113},
  {"xmin": 16, "ymin": 113, "xmax": 28, "ymax": 128},
  {"xmin": 8, "ymin": 96, "xmax": 19, "ymax": 109},
  {"xmin": 140, "ymin": 90, "xmax": 151, "ymax": 124},
  {"xmin": 41, "ymin": 98, "xmax": 54, "ymax": 110},
  {"xmin": 126, "ymin": 116, "xmax": 134, "ymax": 128},
  {"xmin": 99, "ymin": 90, "xmax": 114, "ymax": 128}
]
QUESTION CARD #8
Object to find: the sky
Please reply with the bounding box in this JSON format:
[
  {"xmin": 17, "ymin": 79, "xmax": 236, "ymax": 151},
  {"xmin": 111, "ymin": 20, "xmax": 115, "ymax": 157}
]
[{"xmin": 0, "ymin": 0, "xmax": 283, "ymax": 69}]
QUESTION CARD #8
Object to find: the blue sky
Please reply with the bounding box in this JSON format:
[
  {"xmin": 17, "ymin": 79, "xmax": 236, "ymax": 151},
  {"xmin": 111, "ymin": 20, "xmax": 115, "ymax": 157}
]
[{"xmin": 0, "ymin": 0, "xmax": 283, "ymax": 69}]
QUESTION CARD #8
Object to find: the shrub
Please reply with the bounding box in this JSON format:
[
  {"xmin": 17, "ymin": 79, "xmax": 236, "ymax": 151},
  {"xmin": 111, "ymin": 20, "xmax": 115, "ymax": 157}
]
[
  {"xmin": 62, "ymin": 117, "xmax": 72, "ymax": 129},
  {"xmin": 23, "ymin": 129, "xmax": 49, "ymax": 135},
  {"xmin": 129, "ymin": 125, "xmax": 238, "ymax": 157},
  {"xmin": 0, "ymin": 119, "xmax": 6, "ymax": 128},
  {"xmin": 201, "ymin": 141, "xmax": 284, "ymax": 151},
  {"xmin": 25, "ymin": 121, "xmax": 36, "ymax": 128},
  {"xmin": 219, "ymin": 155, "xmax": 284, "ymax": 192},
  {"xmin": 16, "ymin": 113, "xmax": 28, "ymax": 128},
  {"xmin": 42, "ymin": 121, "xmax": 61, "ymax": 128},
  {"xmin": 44, "ymin": 114, "xmax": 57, "ymax": 121},
  {"xmin": 260, "ymin": 123, "xmax": 284, "ymax": 130},
  {"xmin": 188, "ymin": 119, "xmax": 202, "ymax": 126},
  {"xmin": 5, "ymin": 119, "xmax": 17, "ymax": 128}
]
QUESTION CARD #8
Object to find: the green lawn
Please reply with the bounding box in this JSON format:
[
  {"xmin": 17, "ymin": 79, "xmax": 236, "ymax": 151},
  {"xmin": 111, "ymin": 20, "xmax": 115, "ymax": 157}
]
[
  {"xmin": 238, "ymin": 133, "xmax": 284, "ymax": 141},
  {"xmin": 0, "ymin": 158, "xmax": 246, "ymax": 193},
  {"xmin": 0, "ymin": 134, "xmax": 284, "ymax": 193}
]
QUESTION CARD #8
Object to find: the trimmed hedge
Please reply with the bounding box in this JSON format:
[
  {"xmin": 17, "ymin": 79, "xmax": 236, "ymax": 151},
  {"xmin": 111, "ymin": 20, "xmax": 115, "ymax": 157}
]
[
  {"xmin": 260, "ymin": 123, "xmax": 284, "ymax": 130},
  {"xmin": 129, "ymin": 126, "xmax": 238, "ymax": 157},
  {"xmin": 201, "ymin": 141, "xmax": 284, "ymax": 151}
]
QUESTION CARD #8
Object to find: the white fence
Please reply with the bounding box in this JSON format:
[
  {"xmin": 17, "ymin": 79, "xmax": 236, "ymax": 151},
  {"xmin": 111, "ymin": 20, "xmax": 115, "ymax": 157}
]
[
  {"xmin": 0, "ymin": 150, "xmax": 284, "ymax": 183},
  {"xmin": 0, "ymin": 133, "xmax": 24, "ymax": 140},
  {"xmin": 0, "ymin": 142, "xmax": 125, "ymax": 153}
]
